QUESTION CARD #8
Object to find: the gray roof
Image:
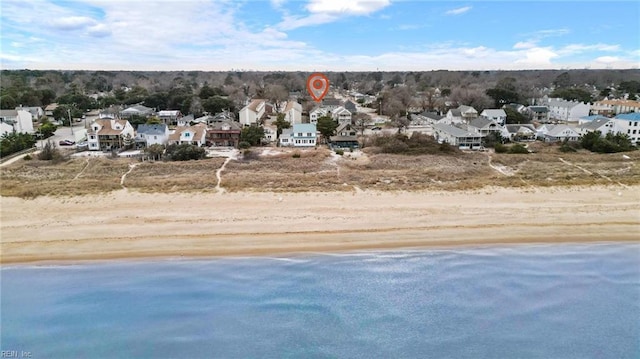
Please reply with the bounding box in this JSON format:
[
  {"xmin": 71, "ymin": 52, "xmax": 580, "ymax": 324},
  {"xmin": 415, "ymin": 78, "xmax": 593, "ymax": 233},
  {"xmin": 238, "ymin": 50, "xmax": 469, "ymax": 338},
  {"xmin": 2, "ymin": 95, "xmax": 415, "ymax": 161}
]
[
  {"xmin": 449, "ymin": 109, "xmax": 462, "ymax": 117},
  {"xmin": 506, "ymin": 124, "xmax": 536, "ymax": 134},
  {"xmin": 330, "ymin": 135, "xmax": 358, "ymax": 142},
  {"xmin": 433, "ymin": 123, "xmax": 483, "ymax": 138},
  {"xmin": 122, "ymin": 104, "xmax": 153, "ymax": 113},
  {"xmin": 579, "ymin": 118, "xmax": 613, "ymax": 131},
  {"xmin": 182, "ymin": 114, "xmax": 194, "ymax": 122},
  {"xmin": 209, "ymin": 120, "xmax": 241, "ymax": 131},
  {"xmin": 322, "ymin": 98, "xmax": 342, "ymax": 106},
  {"xmin": 419, "ymin": 111, "xmax": 443, "ymax": 120},
  {"xmin": 137, "ymin": 124, "xmax": 167, "ymax": 135},
  {"xmin": 546, "ymin": 124, "xmax": 579, "ymax": 137},
  {"xmin": 0, "ymin": 110, "xmax": 18, "ymax": 117},
  {"xmin": 344, "ymin": 100, "xmax": 358, "ymax": 111},
  {"xmin": 469, "ymin": 117, "xmax": 495, "ymax": 129},
  {"xmin": 481, "ymin": 109, "xmax": 506, "ymax": 117}
]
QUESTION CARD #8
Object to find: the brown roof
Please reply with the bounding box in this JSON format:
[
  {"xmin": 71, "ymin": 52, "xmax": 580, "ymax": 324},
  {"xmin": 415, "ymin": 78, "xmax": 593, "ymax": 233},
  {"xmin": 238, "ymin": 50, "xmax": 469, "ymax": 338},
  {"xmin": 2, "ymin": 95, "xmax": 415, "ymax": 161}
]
[
  {"xmin": 247, "ymin": 99, "xmax": 266, "ymax": 112},
  {"xmin": 92, "ymin": 119, "xmax": 129, "ymax": 136},
  {"xmin": 170, "ymin": 124, "xmax": 207, "ymax": 143}
]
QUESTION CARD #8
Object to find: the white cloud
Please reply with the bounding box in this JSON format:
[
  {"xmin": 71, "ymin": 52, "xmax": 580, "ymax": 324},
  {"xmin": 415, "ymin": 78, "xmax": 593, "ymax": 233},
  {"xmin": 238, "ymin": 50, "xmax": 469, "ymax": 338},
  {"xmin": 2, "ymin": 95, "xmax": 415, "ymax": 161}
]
[
  {"xmin": 50, "ymin": 16, "xmax": 96, "ymax": 30},
  {"xmin": 513, "ymin": 41, "xmax": 536, "ymax": 50},
  {"xmin": 445, "ymin": 6, "xmax": 471, "ymax": 16},
  {"xmin": 306, "ymin": 0, "xmax": 391, "ymax": 15},
  {"xmin": 558, "ymin": 43, "xmax": 620, "ymax": 55},
  {"xmin": 515, "ymin": 47, "xmax": 558, "ymax": 66}
]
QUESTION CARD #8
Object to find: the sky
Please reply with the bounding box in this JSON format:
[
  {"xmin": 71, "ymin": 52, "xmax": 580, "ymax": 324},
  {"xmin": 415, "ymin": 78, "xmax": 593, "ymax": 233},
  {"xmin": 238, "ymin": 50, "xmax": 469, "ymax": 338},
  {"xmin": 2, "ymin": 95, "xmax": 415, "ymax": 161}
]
[{"xmin": 1, "ymin": 0, "xmax": 639, "ymax": 71}]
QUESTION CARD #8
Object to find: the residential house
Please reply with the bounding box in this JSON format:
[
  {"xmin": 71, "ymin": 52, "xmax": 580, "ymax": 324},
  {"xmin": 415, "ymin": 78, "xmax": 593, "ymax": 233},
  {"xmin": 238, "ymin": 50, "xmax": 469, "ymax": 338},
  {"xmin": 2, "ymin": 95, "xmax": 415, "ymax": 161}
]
[
  {"xmin": 443, "ymin": 109, "xmax": 464, "ymax": 125},
  {"xmin": 321, "ymin": 98, "xmax": 342, "ymax": 111},
  {"xmin": 468, "ymin": 117, "xmax": 503, "ymax": 136},
  {"xmin": 546, "ymin": 98, "xmax": 590, "ymax": 122},
  {"xmin": 539, "ymin": 125, "xmax": 580, "ymax": 142},
  {"xmin": 458, "ymin": 105, "xmax": 478, "ymax": 121},
  {"xmin": 332, "ymin": 106, "xmax": 352, "ymax": 125},
  {"xmin": 409, "ymin": 113, "xmax": 431, "ymax": 126},
  {"xmin": 528, "ymin": 106, "xmax": 550, "ymax": 122},
  {"xmin": 505, "ymin": 124, "xmax": 537, "ymax": 142},
  {"xmin": 207, "ymin": 120, "xmax": 242, "ymax": 147},
  {"xmin": 309, "ymin": 107, "xmax": 329, "ymax": 124},
  {"xmin": 612, "ymin": 112, "xmax": 640, "ymax": 145},
  {"xmin": 344, "ymin": 100, "xmax": 358, "ymax": 114},
  {"xmin": 87, "ymin": 119, "xmax": 135, "ymax": 151},
  {"xmin": 420, "ymin": 111, "xmax": 444, "ymax": 124},
  {"xmin": 136, "ymin": 124, "xmax": 169, "ymax": 147},
  {"xmin": 263, "ymin": 124, "xmax": 278, "ymax": 143},
  {"xmin": 279, "ymin": 123, "xmax": 317, "ymax": 147},
  {"xmin": 239, "ymin": 99, "xmax": 269, "ymax": 126},
  {"xmin": 432, "ymin": 123, "xmax": 484, "ymax": 150},
  {"xmin": 158, "ymin": 110, "xmax": 182, "ymax": 125},
  {"xmin": 168, "ymin": 124, "xmax": 207, "ymax": 146},
  {"xmin": 16, "ymin": 106, "xmax": 44, "ymax": 121},
  {"xmin": 336, "ymin": 122, "xmax": 357, "ymax": 137},
  {"xmin": 177, "ymin": 114, "xmax": 194, "ymax": 127},
  {"xmin": 283, "ymin": 101, "xmax": 303, "ymax": 124},
  {"xmin": 593, "ymin": 99, "xmax": 640, "ymax": 115},
  {"xmin": 577, "ymin": 118, "xmax": 616, "ymax": 137},
  {"xmin": 44, "ymin": 103, "xmax": 58, "ymax": 118},
  {"xmin": 330, "ymin": 122, "xmax": 359, "ymax": 149},
  {"xmin": 194, "ymin": 111, "xmax": 235, "ymax": 126},
  {"xmin": 120, "ymin": 104, "xmax": 155, "ymax": 118},
  {"xmin": 0, "ymin": 109, "xmax": 35, "ymax": 136},
  {"xmin": 480, "ymin": 109, "xmax": 507, "ymax": 126}
]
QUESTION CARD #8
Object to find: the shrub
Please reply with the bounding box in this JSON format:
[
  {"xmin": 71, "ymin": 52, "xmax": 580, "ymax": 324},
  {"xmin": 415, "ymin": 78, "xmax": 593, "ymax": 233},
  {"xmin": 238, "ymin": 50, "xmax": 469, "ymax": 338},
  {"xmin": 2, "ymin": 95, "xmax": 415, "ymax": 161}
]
[
  {"xmin": 508, "ymin": 144, "xmax": 529, "ymax": 154},
  {"xmin": 292, "ymin": 152, "xmax": 301, "ymax": 158},
  {"xmin": 38, "ymin": 140, "xmax": 65, "ymax": 162},
  {"xmin": 23, "ymin": 154, "xmax": 32, "ymax": 160},
  {"xmin": 165, "ymin": 143, "xmax": 206, "ymax": 161},
  {"xmin": 335, "ymin": 149, "xmax": 344, "ymax": 156},
  {"xmin": 559, "ymin": 143, "xmax": 577, "ymax": 152},
  {"xmin": 494, "ymin": 143, "xmax": 508, "ymax": 153},
  {"xmin": 238, "ymin": 141, "xmax": 251, "ymax": 149}
]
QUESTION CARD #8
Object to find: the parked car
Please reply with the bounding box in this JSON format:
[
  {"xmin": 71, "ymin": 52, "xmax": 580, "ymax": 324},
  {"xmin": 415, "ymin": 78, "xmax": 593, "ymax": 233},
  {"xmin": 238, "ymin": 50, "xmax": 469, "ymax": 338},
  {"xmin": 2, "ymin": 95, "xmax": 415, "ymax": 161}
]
[{"xmin": 59, "ymin": 140, "xmax": 75, "ymax": 146}]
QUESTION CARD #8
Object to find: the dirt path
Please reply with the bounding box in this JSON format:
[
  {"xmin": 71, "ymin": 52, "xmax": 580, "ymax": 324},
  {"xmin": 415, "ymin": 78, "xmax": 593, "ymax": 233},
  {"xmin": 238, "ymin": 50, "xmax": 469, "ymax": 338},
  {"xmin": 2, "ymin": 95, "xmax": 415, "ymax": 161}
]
[
  {"xmin": 72, "ymin": 159, "xmax": 91, "ymax": 181},
  {"xmin": 120, "ymin": 163, "xmax": 139, "ymax": 189},
  {"xmin": 215, "ymin": 157, "xmax": 233, "ymax": 194},
  {"xmin": 559, "ymin": 157, "xmax": 630, "ymax": 189}
]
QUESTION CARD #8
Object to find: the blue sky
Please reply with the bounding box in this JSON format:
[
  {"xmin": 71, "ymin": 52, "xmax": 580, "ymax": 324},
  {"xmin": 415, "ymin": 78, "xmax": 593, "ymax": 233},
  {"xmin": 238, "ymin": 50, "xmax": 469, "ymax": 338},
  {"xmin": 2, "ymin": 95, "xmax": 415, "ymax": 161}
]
[{"xmin": 1, "ymin": 0, "xmax": 638, "ymax": 71}]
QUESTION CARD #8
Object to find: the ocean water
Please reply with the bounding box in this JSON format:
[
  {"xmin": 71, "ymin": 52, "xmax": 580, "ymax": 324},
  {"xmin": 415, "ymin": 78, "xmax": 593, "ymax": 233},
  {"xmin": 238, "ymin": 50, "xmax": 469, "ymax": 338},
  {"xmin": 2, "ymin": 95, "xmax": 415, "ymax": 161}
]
[{"xmin": 1, "ymin": 242, "xmax": 639, "ymax": 358}]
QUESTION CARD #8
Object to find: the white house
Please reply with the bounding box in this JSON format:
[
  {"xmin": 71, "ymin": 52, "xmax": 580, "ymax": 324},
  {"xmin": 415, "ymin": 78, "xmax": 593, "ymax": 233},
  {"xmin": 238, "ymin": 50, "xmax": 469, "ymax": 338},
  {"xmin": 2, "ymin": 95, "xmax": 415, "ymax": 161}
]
[
  {"xmin": 136, "ymin": 124, "xmax": 169, "ymax": 147},
  {"xmin": 593, "ymin": 99, "xmax": 640, "ymax": 115},
  {"xmin": 432, "ymin": 123, "xmax": 484, "ymax": 150},
  {"xmin": 87, "ymin": 119, "xmax": 135, "ymax": 151},
  {"xmin": 283, "ymin": 101, "xmax": 302, "ymax": 124},
  {"xmin": 263, "ymin": 124, "xmax": 278, "ymax": 143},
  {"xmin": 458, "ymin": 105, "xmax": 478, "ymax": 121},
  {"xmin": 158, "ymin": 110, "xmax": 182, "ymax": 125},
  {"xmin": 505, "ymin": 124, "xmax": 537, "ymax": 142},
  {"xmin": 279, "ymin": 123, "xmax": 317, "ymax": 147},
  {"xmin": 309, "ymin": 107, "xmax": 329, "ymax": 124},
  {"xmin": 239, "ymin": 99, "xmax": 267, "ymax": 126},
  {"xmin": 468, "ymin": 117, "xmax": 503, "ymax": 136},
  {"xmin": 528, "ymin": 106, "xmax": 550, "ymax": 122},
  {"xmin": 612, "ymin": 113, "xmax": 640, "ymax": 145},
  {"xmin": 539, "ymin": 124, "xmax": 580, "ymax": 142},
  {"xmin": 332, "ymin": 106, "xmax": 352, "ymax": 125},
  {"xmin": 576, "ymin": 118, "xmax": 615, "ymax": 137},
  {"xmin": 546, "ymin": 98, "xmax": 590, "ymax": 122},
  {"xmin": 168, "ymin": 124, "xmax": 207, "ymax": 146},
  {"xmin": 480, "ymin": 109, "xmax": 507, "ymax": 126},
  {"xmin": 0, "ymin": 109, "xmax": 35, "ymax": 136},
  {"xmin": 16, "ymin": 106, "xmax": 44, "ymax": 121}
]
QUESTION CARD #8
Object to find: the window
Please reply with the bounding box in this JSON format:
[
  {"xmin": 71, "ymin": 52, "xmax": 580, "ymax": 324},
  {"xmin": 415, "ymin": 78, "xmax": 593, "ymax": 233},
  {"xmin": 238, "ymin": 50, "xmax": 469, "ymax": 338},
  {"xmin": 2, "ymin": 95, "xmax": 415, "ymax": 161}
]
[
  {"xmin": 185, "ymin": 132, "xmax": 190, "ymax": 137},
  {"xmin": 634, "ymin": 130, "xmax": 637, "ymax": 134},
  {"xmin": 154, "ymin": 136, "xmax": 157, "ymax": 139},
  {"xmin": 635, "ymin": 122, "xmax": 638, "ymax": 127},
  {"xmin": 307, "ymin": 133, "xmax": 312, "ymax": 137}
]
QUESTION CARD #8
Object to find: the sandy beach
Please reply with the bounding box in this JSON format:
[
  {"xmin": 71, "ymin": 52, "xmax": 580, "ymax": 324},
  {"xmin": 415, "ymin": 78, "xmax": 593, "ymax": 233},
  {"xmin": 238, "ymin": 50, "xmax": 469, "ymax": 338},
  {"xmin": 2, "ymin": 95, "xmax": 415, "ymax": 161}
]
[{"xmin": 1, "ymin": 185, "xmax": 639, "ymax": 264}]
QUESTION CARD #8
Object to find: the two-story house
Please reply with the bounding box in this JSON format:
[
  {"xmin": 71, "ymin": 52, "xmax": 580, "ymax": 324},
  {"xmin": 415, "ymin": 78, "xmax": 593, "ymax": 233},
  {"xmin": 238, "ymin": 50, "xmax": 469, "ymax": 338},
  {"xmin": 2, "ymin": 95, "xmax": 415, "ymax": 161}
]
[
  {"xmin": 480, "ymin": 109, "xmax": 507, "ymax": 126},
  {"xmin": 207, "ymin": 120, "xmax": 242, "ymax": 147},
  {"xmin": 158, "ymin": 110, "xmax": 182, "ymax": 126},
  {"xmin": 0, "ymin": 109, "xmax": 35, "ymax": 136},
  {"xmin": 279, "ymin": 123, "xmax": 317, "ymax": 147},
  {"xmin": 283, "ymin": 101, "xmax": 303, "ymax": 124},
  {"xmin": 239, "ymin": 99, "xmax": 273, "ymax": 126},
  {"xmin": 168, "ymin": 124, "xmax": 207, "ymax": 146},
  {"xmin": 332, "ymin": 106, "xmax": 352, "ymax": 125},
  {"xmin": 88, "ymin": 119, "xmax": 135, "ymax": 151},
  {"xmin": 136, "ymin": 124, "xmax": 169, "ymax": 147}
]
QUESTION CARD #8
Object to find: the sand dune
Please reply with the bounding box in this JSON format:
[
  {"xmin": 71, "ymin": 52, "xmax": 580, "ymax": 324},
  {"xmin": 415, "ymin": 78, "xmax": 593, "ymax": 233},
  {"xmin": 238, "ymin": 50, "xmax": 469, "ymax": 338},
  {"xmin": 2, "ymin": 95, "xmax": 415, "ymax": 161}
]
[{"xmin": 1, "ymin": 186, "xmax": 639, "ymax": 264}]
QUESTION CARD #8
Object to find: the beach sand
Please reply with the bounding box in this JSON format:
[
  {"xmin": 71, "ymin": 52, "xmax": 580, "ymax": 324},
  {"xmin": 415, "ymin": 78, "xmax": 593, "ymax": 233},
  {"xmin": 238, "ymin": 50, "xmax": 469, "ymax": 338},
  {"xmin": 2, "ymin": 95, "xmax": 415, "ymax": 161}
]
[{"xmin": 1, "ymin": 186, "xmax": 639, "ymax": 264}]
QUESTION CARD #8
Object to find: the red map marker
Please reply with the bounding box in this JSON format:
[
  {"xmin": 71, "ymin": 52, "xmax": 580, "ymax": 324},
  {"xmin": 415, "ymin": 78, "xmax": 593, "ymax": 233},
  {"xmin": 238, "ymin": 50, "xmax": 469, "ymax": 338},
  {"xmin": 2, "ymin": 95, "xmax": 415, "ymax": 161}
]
[{"xmin": 307, "ymin": 73, "xmax": 330, "ymax": 102}]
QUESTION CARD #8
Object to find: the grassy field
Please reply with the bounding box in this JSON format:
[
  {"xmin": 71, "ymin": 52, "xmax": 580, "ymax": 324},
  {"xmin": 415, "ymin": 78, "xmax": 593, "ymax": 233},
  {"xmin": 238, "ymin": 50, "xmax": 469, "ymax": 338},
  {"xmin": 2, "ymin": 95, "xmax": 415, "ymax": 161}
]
[{"xmin": 1, "ymin": 144, "xmax": 639, "ymax": 198}]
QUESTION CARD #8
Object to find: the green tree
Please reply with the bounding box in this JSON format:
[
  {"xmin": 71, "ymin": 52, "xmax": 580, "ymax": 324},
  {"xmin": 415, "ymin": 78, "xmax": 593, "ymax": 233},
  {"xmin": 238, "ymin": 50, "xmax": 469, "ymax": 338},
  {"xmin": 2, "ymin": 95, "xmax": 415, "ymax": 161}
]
[
  {"xmin": 273, "ymin": 113, "xmax": 290, "ymax": 137},
  {"xmin": 166, "ymin": 143, "xmax": 206, "ymax": 161},
  {"xmin": 240, "ymin": 126, "xmax": 265, "ymax": 146},
  {"xmin": 203, "ymin": 96, "xmax": 233, "ymax": 114},
  {"xmin": 0, "ymin": 95, "xmax": 17, "ymax": 109},
  {"xmin": 504, "ymin": 107, "xmax": 528, "ymax": 124},
  {"xmin": 550, "ymin": 88, "xmax": 592, "ymax": 103},
  {"xmin": 316, "ymin": 116, "xmax": 338, "ymax": 142},
  {"xmin": 0, "ymin": 132, "xmax": 36, "ymax": 157},
  {"xmin": 486, "ymin": 88, "xmax": 520, "ymax": 107}
]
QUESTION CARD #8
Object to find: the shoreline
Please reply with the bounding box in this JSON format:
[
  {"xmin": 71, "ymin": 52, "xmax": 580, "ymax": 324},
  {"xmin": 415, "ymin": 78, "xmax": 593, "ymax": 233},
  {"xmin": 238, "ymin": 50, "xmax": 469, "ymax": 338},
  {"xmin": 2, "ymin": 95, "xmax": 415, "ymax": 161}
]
[{"xmin": 2, "ymin": 185, "xmax": 639, "ymax": 265}]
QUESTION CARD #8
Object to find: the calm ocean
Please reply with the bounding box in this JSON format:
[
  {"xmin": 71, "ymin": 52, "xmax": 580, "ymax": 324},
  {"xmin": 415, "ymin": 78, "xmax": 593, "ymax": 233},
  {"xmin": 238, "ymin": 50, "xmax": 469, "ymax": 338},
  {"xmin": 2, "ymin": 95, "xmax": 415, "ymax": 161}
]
[{"xmin": 1, "ymin": 242, "xmax": 639, "ymax": 358}]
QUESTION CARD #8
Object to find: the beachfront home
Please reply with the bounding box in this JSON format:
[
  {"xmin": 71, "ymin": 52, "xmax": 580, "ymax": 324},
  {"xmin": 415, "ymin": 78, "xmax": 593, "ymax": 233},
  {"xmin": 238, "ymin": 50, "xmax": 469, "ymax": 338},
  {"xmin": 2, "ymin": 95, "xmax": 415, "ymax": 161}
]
[
  {"xmin": 279, "ymin": 123, "xmax": 317, "ymax": 147},
  {"xmin": 88, "ymin": 119, "xmax": 135, "ymax": 151},
  {"xmin": 468, "ymin": 117, "xmax": 503, "ymax": 136},
  {"xmin": 168, "ymin": 124, "xmax": 207, "ymax": 146},
  {"xmin": 505, "ymin": 124, "xmax": 536, "ymax": 142},
  {"xmin": 207, "ymin": 120, "xmax": 242, "ymax": 147},
  {"xmin": 576, "ymin": 118, "xmax": 616, "ymax": 137},
  {"xmin": 158, "ymin": 110, "xmax": 182, "ymax": 126},
  {"xmin": 432, "ymin": 123, "xmax": 484, "ymax": 150},
  {"xmin": 239, "ymin": 99, "xmax": 272, "ymax": 126},
  {"xmin": 546, "ymin": 99, "xmax": 590, "ymax": 122},
  {"xmin": 539, "ymin": 124, "xmax": 580, "ymax": 142},
  {"xmin": 136, "ymin": 124, "xmax": 169, "ymax": 147}
]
